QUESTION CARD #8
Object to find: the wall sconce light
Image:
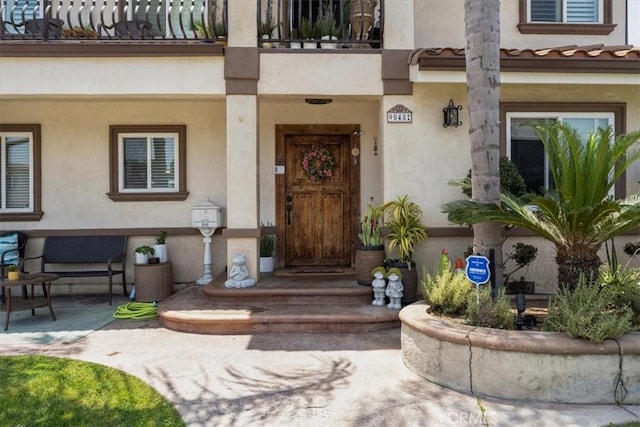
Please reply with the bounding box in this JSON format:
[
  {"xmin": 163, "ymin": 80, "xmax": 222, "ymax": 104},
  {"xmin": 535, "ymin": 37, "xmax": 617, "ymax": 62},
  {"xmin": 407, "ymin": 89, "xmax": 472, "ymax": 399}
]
[{"xmin": 443, "ymin": 99, "xmax": 462, "ymax": 128}]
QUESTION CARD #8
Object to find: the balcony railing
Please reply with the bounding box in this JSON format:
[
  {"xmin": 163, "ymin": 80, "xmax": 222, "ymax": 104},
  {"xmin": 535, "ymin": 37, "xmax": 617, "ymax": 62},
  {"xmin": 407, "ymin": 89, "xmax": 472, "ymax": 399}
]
[
  {"xmin": 0, "ymin": 0, "xmax": 383, "ymax": 48},
  {"xmin": 258, "ymin": 0, "xmax": 383, "ymax": 49},
  {"xmin": 0, "ymin": 0, "xmax": 227, "ymax": 41}
]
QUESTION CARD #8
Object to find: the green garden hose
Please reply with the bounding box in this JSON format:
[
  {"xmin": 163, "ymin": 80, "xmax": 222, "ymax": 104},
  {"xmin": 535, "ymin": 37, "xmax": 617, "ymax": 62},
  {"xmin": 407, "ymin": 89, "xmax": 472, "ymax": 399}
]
[{"xmin": 113, "ymin": 301, "xmax": 158, "ymax": 320}]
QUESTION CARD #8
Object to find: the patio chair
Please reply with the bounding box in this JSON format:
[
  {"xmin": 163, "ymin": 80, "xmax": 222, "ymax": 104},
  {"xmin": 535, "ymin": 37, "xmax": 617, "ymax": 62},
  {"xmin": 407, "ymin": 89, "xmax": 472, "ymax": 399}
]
[
  {"xmin": 1, "ymin": 18, "xmax": 64, "ymax": 39},
  {"xmin": 99, "ymin": 20, "xmax": 153, "ymax": 39},
  {"xmin": 0, "ymin": 231, "xmax": 28, "ymax": 303},
  {"xmin": 24, "ymin": 18, "xmax": 64, "ymax": 38}
]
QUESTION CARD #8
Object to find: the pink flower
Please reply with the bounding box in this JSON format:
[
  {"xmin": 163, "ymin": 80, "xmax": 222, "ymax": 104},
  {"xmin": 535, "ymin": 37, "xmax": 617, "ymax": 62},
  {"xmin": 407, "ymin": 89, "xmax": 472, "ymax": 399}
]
[{"xmin": 326, "ymin": 170, "xmax": 332, "ymax": 177}]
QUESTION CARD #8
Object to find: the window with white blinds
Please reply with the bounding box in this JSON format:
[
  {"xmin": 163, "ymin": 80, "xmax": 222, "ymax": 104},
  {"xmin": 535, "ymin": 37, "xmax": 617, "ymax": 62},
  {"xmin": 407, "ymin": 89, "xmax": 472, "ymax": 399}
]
[
  {"xmin": 0, "ymin": 133, "xmax": 33, "ymax": 211},
  {"xmin": 119, "ymin": 134, "xmax": 178, "ymax": 192},
  {"xmin": 530, "ymin": 0, "xmax": 600, "ymax": 23}
]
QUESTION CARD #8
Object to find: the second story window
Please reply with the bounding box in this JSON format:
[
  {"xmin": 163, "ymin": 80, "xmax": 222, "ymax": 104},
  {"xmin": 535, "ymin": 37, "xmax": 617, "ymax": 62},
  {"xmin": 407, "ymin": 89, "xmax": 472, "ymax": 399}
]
[
  {"xmin": 518, "ymin": 0, "xmax": 614, "ymax": 34},
  {"xmin": 530, "ymin": 0, "xmax": 601, "ymax": 24}
]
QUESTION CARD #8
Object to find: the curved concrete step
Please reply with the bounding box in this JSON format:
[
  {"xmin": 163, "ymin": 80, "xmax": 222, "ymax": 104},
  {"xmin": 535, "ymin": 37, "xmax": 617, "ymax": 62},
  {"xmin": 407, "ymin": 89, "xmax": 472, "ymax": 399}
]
[{"xmin": 159, "ymin": 283, "xmax": 400, "ymax": 335}]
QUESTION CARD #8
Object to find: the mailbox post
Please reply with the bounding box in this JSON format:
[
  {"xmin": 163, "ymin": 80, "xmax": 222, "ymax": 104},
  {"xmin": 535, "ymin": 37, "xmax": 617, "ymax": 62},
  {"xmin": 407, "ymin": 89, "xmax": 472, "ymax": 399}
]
[{"xmin": 192, "ymin": 199, "xmax": 223, "ymax": 285}]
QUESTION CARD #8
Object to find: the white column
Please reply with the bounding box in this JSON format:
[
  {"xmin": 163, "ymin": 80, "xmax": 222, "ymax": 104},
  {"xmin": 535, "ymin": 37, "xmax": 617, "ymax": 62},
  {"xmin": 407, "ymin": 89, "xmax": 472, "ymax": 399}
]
[
  {"xmin": 228, "ymin": 0, "xmax": 258, "ymax": 47},
  {"xmin": 225, "ymin": 95, "xmax": 260, "ymax": 279}
]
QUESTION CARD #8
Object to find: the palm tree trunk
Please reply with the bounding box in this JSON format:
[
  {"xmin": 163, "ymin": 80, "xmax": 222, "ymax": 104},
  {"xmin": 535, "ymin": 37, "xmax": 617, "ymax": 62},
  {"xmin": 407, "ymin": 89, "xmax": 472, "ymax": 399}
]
[{"xmin": 464, "ymin": 0, "xmax": 503, "ymax": 292}]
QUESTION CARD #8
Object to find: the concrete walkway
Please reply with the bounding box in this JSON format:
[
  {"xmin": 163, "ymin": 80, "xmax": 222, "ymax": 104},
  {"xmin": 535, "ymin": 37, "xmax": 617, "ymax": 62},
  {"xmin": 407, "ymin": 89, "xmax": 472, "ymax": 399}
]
[{"xmin": 1, "ymin": 297, "xmax": 639, "ymax": 426}]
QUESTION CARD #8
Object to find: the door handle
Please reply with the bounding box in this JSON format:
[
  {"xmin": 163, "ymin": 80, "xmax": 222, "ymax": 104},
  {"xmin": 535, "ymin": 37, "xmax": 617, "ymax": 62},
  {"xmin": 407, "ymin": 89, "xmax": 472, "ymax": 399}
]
[{"xmin": 286, "ymin": 195, "xmax": 293, "ymax": 225}]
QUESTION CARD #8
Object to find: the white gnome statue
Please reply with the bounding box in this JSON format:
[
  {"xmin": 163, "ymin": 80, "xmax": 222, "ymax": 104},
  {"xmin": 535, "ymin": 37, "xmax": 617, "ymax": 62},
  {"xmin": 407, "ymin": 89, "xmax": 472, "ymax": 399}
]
[
  {"xmin": 385, "ymin": 267, "xmax": 403, "ymax": 310},
  {"xmin": 371, "ymin": 266, "xmax": 387, "ymax": 306},
  {"xmin": 224, "ymin": 254, "xmax": 256, "ymax": 288}
]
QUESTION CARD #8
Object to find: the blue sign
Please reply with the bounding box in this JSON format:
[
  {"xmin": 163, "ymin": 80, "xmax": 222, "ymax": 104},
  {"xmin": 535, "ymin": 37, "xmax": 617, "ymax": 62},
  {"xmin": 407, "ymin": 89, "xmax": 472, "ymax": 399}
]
[{"xmin": 465, "ymin": 255, "xmax": 491, "ymax": 285}]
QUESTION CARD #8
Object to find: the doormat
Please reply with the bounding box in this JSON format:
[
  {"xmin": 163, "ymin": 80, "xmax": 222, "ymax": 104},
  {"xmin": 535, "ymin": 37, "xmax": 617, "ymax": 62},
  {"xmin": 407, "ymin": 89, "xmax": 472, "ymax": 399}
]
[{"xmin": 288, "ymin": 267, "xmax": 344, "ymax": 274}]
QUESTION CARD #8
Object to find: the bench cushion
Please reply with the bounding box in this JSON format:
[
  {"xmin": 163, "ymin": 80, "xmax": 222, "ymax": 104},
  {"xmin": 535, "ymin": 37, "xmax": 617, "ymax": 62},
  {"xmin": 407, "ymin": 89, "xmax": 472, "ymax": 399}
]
[
  {"xmin": 43, "ymin": 236, "xmax": 126, "ymax": 264},
  {"xmin": 0, "ymin": 233, "xmax": 19, "ymax": 266}
]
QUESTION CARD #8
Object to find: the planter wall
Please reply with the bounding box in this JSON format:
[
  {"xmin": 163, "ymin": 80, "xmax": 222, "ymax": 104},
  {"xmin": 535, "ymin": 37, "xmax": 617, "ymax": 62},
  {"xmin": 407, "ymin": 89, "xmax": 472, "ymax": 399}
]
[{"xmin": 400, "ymin": 301, "xmax": 640, "ymax": 404}]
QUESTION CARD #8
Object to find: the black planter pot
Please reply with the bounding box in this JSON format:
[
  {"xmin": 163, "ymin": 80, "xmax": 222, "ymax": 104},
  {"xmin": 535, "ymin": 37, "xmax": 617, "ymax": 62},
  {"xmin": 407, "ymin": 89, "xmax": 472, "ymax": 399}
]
[
  {"xmin": 355, "ymin": 244, "xmax": 386, "ymax": 286},
  {"xmin": 385, "ymin": 259, "xmax": 418, "ymax": 306}
]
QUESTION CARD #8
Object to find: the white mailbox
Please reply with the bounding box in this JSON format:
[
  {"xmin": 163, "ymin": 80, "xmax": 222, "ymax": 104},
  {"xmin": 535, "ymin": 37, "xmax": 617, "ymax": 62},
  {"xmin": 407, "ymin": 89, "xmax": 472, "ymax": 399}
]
[
  {"xmin": 192, "ymin": 199, "xmax": 223, "ymax": 285},
  {"xmin": 191, "ymin": 199, "xmax": 223, "ymax": 229}
]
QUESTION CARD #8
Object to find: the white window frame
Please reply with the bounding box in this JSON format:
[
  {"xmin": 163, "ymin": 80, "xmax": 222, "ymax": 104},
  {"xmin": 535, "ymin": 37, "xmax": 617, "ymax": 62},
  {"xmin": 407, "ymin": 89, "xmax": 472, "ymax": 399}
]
[
  {"xmin": 506, "ymin": 111, "xmax": 615, "ymax": 195},
  {"xmin": 117, "ymin": 132, "xmax": 180, "ymax": 193},
  {"xmin": 0, "ymin": 131, "xmax": 34, "ymax": 212},
  {"xmin": 528, "ymin": 0, "xmax": 603, "ymax": 24}
]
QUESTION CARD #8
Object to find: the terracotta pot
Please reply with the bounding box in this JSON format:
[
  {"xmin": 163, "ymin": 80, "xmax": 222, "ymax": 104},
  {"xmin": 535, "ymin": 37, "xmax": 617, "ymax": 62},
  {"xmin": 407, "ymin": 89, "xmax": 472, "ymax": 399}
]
[
  {"xmin": 385, "ymin": 259, "xmax": 418, "ymax": 306},
  {"xmin": 355, "ymin": 245, "xmax": 385, "ymax": 286}
]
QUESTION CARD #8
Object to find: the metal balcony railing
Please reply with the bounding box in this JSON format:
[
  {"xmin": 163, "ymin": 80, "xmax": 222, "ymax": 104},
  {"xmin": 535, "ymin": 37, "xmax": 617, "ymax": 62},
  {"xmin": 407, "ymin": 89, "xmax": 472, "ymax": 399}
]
[
  {"xmin": 257, "ymin": 0, "xmax": 383, "ymax": 49},
  {"xmin": 0, "ymin": 0, "xmax": 227, "ymax": 41}
]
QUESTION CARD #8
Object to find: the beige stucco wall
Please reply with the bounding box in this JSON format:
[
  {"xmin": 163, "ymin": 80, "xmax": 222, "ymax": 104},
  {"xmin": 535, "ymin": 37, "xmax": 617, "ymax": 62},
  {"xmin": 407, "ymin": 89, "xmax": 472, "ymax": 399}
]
[
  {"xmin": 0, "ymin": 99, "xmax": 228, "ymax": 283},
  {"xmin": 413, "ymin": 0, "xmax": 627, "ymax": 49},
  {"xmin": 0, "ymin": 57, "xmax": 225, "ymax": 97},
  {"xmin": 259, "ymin": 54, "xmax": 382, "ymax": 96}
]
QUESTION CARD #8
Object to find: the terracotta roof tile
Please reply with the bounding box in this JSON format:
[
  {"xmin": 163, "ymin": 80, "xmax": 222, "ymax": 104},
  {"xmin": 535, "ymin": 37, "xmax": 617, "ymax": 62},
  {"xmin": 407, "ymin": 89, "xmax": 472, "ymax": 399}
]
[{"xmin": 410, "ymin": 45, "xmax": 640, "ymax": 73}]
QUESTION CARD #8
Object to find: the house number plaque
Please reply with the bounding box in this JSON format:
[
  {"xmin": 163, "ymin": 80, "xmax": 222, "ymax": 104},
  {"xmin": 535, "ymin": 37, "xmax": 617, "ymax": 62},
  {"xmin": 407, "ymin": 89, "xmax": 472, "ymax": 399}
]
[{"xmin": 386, "ymin": 104, "xmax": 413, "ymax": 123}]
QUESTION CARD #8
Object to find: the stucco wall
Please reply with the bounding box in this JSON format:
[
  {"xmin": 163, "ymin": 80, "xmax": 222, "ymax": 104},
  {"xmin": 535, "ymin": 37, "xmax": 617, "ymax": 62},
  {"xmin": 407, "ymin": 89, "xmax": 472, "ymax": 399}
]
[
  {"xmin": 413, "ymin": 0, "xmax": 627, "ymax": 49},
  {"xmin": 0, "ymin": 57, "xmax": 225, "ymax": 96},
  {"xmin": 1, "ymin": 99, "xmax": 228, "ymax": 283}
]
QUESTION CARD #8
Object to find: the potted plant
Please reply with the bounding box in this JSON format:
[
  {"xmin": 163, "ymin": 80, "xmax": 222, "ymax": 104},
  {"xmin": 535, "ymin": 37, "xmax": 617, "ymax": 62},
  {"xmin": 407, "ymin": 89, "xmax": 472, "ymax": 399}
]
[
  {"xmin": 7, "ymin": 264, "xmax": 20, "ymax": 280},
  {"xmin": 214, "ymin": 21, "xmax": 227, "ymax": 42},
  {"xmin": 134, "ymin": 245, "xmax": 155, "ymax": 265},
  {"xmin": 317, "ymin": 6, "xmax": 340, "ymax": 49},
  {"xmin": 382, "ymin": 194, "xmax": 428, "ymax": 305},
  {"xmin": 289, "ymin": 28, "xmax": 301, "ymax": 49},
  {"xmin": 355, "ymin": 203, "xmax": 385, "ymax": 286},
  {"xmin": 299, "ymin": 17, "xmax": 317, "ymax": 49},
  {"xmin": 153, "ymin": 231, "xmax": 168, "ymax": 263},
  {"xmin": 260, "ymin": 13, "xmax": 277, "ymax": 48},
  {"xmin": 259, "ymin": 228, "xmax": 275, "ymax": 273}
]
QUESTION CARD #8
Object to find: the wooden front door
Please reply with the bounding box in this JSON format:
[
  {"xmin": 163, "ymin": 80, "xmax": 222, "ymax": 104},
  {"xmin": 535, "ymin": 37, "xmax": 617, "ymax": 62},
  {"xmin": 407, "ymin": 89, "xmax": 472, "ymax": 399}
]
[{"xmin": 275, "ymin": 125, "xmax": 360, "ymax": 269}]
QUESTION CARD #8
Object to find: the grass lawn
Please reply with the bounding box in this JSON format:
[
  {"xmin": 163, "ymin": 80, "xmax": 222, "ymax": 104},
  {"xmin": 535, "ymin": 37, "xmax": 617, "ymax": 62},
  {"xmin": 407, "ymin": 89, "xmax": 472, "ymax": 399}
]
[{"xmin": 0, "ymin": 355, "xmax": 184, "ymax": 427}]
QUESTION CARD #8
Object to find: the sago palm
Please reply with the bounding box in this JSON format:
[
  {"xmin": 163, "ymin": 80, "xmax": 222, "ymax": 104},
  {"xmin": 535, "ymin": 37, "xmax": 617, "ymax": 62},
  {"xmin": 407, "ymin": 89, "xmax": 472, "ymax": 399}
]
[{"xmin": 443, "ymin": 122, "xmax": 640, "ymax": 290}]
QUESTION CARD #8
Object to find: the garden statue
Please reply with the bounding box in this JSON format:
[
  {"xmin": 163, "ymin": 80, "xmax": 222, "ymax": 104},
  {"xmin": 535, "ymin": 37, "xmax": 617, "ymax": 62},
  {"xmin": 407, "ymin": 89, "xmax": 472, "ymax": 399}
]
[
  {"xmin": 371, "ymin": 266, "xmax": 387, "ymax": 306},
  {"xmin": 224, "ymin": 254, "xmax": 256, "ymax": 288},
  {"xmin": 385, "ymin": 267, "xmax": 403, "ymax": 310}
]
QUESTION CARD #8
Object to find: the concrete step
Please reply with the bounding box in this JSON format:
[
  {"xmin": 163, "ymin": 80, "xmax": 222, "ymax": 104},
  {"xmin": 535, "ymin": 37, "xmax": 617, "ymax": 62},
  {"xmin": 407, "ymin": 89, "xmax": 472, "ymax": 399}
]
[
  {"xmin": 202, "ymin": 273, "xmax": 370, "ymax": 305},
  {"xmin": 158, "ymin": 274, "xmax": 401, "ymax": 335}
]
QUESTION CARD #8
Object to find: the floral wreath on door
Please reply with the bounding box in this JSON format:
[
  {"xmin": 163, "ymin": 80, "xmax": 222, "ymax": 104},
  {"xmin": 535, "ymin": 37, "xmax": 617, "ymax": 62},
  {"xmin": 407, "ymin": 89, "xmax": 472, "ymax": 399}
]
[{"xmin": 302, "ymin": 147, "xmax": 335, "ymax": 182}]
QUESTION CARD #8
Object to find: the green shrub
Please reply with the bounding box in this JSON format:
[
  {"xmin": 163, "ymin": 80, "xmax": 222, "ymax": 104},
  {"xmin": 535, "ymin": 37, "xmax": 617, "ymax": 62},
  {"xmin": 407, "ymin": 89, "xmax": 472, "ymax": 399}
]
[
  {"xmin": 466, "ymin": 287, "xmax": 515, "ymax": 329},
  {"xmin": 461, "ymin": 157, "xmax": 528, "ymax": 198},
  {"xmin": 543, "ymin": 276, "xmax": 633, "ymax": 343},
  {"xmin": 422, "ymin": 258, "xmax": 473, "ymax": 316},
  {"xmin": 600, "ymin": 263, "xmax": 640, "ymax": 328}
]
